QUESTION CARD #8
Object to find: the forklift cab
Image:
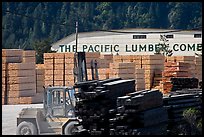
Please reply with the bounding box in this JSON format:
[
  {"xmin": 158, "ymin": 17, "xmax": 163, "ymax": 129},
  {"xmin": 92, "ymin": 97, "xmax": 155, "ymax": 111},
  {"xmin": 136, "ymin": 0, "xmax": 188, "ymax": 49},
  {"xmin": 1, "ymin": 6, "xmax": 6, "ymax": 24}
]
[{"xmin": 43, "ymin": 86, "xmax": 76, "ymax": 118}]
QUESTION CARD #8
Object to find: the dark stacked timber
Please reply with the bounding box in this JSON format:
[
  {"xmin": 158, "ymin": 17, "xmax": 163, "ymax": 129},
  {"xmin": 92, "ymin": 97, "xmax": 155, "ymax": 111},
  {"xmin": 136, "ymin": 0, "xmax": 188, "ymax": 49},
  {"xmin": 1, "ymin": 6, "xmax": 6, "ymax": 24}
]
[
  {"xmin": 170, "ymin": 77, "xmax": 198, "ymax": 91},
  {"xmin": 109, "ymin": 89, "xmax": 168, "ymax": 135},
  {"xmin": 163, "ymin": 89, "xmax": 202, "ymax": 132},
  {"xmin": 74, "ymin": 78, "xmax": 135, "ymax": 135}
]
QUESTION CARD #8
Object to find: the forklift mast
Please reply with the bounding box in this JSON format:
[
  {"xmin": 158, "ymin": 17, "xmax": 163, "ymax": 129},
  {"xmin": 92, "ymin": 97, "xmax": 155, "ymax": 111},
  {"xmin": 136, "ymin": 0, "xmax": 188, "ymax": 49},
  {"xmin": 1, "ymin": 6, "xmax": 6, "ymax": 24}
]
[{"xmin": 74, "ymin": 52, "xmax": 88, "ymax": 83}]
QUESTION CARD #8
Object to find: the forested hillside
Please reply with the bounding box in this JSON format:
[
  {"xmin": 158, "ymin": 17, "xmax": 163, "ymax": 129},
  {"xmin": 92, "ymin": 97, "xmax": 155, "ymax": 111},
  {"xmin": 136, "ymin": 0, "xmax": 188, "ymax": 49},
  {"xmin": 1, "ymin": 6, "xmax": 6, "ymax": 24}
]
[{"xmin": 2, "ymin": 2, "xmax": 202, "ymax": 49}]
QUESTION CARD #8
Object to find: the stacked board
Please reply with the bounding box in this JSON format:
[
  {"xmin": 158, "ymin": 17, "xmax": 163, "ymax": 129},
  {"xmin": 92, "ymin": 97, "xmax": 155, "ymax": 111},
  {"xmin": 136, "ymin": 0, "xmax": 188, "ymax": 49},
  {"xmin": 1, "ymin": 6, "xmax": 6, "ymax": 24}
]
[
  {"xmin": 109, "ymin": 89, "xmax": 168, "ymax": 135},
  {"xmin": 36, "ymin": 64, "xmax": 45, "ymax": 93},
  {"xmin": 166, "ymin": 56, "xmax": 195, "ymax": 77},
  {"xmin": 135, "ymin": 69, "xmax": 145, "ymax": 91},
  {"xmin": 195, "ymin": 56, "xmax": 202, "ymax": 81},
  {"xmin": 141, "ymin": 55, "xmax": 165, "ymax": 90},
  {"xmin": 44, "ymin": 52, "xmax": 103, "ymax": 87},
  {"xmin": 112, "ymin": 55, "xmax": 142, "ymax": 68},
  {"xmin": 163, "ymin": 91, "xmax": 202, "ymax": 134},
  {"xmin": 160, "ymin": 62, "xmax": 191, "ymax": 94},
  {"xmin": 2, "ymin": 49, "xmax": 42, "ymax": 104}
]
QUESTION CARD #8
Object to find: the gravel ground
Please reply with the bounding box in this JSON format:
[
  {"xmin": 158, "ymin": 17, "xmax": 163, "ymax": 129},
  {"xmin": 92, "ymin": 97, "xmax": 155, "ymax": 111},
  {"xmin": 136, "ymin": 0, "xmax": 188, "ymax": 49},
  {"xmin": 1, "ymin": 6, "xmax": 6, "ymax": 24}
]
[{"xmin": 2, "ymin": 104, "xmax": 43, "ymax": 135}]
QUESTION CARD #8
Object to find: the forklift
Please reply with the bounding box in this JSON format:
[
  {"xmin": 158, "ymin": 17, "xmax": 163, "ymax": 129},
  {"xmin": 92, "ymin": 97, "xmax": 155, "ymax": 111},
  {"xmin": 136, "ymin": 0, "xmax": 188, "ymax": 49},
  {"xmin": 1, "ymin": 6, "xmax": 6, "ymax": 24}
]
[{"xmin": 16, "ymin": 52, "xmax": 98, "ymax": 135}]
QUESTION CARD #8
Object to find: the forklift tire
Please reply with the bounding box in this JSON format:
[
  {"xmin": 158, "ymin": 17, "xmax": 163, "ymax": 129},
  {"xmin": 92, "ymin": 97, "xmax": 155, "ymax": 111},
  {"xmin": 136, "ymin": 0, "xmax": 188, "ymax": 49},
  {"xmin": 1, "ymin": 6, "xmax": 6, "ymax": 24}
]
[
  {"xmin": 16, "ymin": 121, "xmax": 37, "ymax": 135},
  {"xmin": 64, "ymin": 121, "xmax": 80, "ymax": 135}
]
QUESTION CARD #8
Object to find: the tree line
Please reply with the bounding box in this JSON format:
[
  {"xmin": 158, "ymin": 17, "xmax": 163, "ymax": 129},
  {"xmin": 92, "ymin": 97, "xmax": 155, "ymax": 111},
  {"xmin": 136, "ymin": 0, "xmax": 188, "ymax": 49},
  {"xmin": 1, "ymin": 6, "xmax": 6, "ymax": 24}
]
[{"xmin": 2, "ymin": 2, "xmax": 202, "ymax": 50}]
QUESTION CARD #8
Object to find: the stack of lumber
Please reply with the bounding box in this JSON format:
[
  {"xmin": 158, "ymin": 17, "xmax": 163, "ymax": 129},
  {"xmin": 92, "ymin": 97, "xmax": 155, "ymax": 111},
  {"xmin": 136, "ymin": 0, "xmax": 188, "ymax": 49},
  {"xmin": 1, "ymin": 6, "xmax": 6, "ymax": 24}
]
[
  {"xmin": 166, "ymin": 56, "xmax": 195, "ymax": 77},
  {"xmin": 54, "ymin": 53, "xmax": 65, "ymax": 86},
  {"xmin": 141, "ymin": 55, "xmax": 165, "ymax": 90},
  {"xmin": 135, "ymin": 68, "xmax": 145, "ymax": 91},
  {"xmin": 44, "ymin": 52, "xmax": 104, "ymax": 86},
  {"xmin": 113, "ymin": 55, "xmax": 142, "ymax": 68},
  {"xmin": 36, "ymin": 64, "xmax": 45, "ymax": 93},
  {"xmin": 75, "ymin": 78, "xmax": 135, "ymax": 135},
  {"xmin": 64, "ymin": 52, "xmax": 75, "ymax": 86},
  {"xmin": 44, "ymin": 53, "xmax": 55, "ymax": 86},
  {"xmin": 109, "ymin": 62, "xmax": 136, "ymax": 79},
  {"xmin": 170, "ymin": 77, "xmax": 199, "ymax": 91},
  {"xmin": 159, "ymin": 62, "xmax": 191, "ymax": 94},
  {"xmin": 2, "ymin": 49, "xmax": 23, "ymax": 63},
  {"xmin": 2, "ymin": 49, "xmax": 42, "ymax": 104},
  {"xmin": 152, "ymin": 70, "xmax": 163, "ymax": 89},
  {"xmin": 108, "ymin": 89, "xmax": 168, "ymax": 135},
  {"xmin": 163, "ymin": 91, "xmax": 202, "ymax": 134},
  {"xmin": 195, "ymin": 56, "xmax": 202, "ymax": 81}
]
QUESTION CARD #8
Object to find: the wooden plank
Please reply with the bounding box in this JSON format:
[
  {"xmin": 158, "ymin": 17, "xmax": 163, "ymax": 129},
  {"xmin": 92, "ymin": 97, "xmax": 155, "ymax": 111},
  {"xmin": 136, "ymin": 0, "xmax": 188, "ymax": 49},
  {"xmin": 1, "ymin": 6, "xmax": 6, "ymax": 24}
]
[
  {"xmin": 36, "ymin": 69, "xmax": 44, "ymax": 75},
  {"xmin": 135, "ymin": 68, "xmax": 145, "ymax": 74},
  {"xmin": 2, "ymin": 63, "xmax": 6, "ymax": 71},
  {"xmin": 142, "ymin": 59, "xmax": 164, "ymax": 65},
  {"xmin": 7, "ymin": 97, "xmax": 20, "ymax": 105},
  {"xmin": 110, "ymin": 62, "xmax": 135, "ymax": 69},
  {"xmin": 100, "ymin": 54, "xmax": 113, "ymax": 60},
  {"xmin": 44, "ymin": 59, "xmax": 54, "ymax": 64},
  {"xmin": 65, "ymin": 80, "xmax": 75, "ymax": 86},
  {"xmin": 64, "ymin": 52, "xmax": 75, "ymax": 58},
  {"xmin": 23, "ymin": 50, "xmax": 36, "ymax": 57},
  {"xmin": 54, "ymin": 58, "xmax": 65, "ymax": 64},
  {"xmin": 36, "ymin": 64, "xmax": 44, "ymax": 69},
  {"xmin": 54, "ymin": 80, "xmax": 64, "ymax": 86},
  {"xmin": 65, "ymin": 58, "xmax": 74, "ymax": 63},
  {"xmin": 85, "ymin": 52, "xmax": 100, "ymax": 58},
  {"xmin": 36, "ymin": 86, "xmax": 44, "ymax": 93},
  {"xmin": 142, "ymin": 64, "xmax": 164, "ymax": 70},
  {"xmin": 54, "ymin": 75, "xmax": 64, "ymax": 81},
  {"xmin": 65, "ymin": 63, "xmax": 74, "ymax": 69},
  {"xmin": 45, "ymin": 80, "xmax": 54, "ymax": 86},
  {"xmin": 2, "ymin": 56, "xmax": 22, "ymax": 63},
  {"xmin": 22, "ymin": 57, "xmax": 36, "ymax": 63},
  {"xmin": 175, "ymin": 56, "xmax": 195, "ymax": 61},
  {"xmin": 44, "ymin": 70, "xmax": 54, "ymax": 75},
  {"xmin": 45, "ymin": 75, "xmax": 54, "ymax": 81},
  {"xmin": 164, "ymin": 62, "xmax": 190, "ymax": 67},
  {"xmin": 8, "ymin": 89, "xmax": 36, "ymax": 98},
  {"xmin": 7, "ymin": 63, "xmax": 36, "ymax": 70},
  {"xmin": 30, "ymin": 92, "xmax": 43, "ymax": 103},
  {"xmin": 36, "ymin": 81, "xmax": 44, "ymax": 87},
  {"xmin": 65, "ymin": 75, "xmax": 75, "ymax": 81},
  {"xmin": 2, "ymin": 49, "xmax": 23, "ymax": 57},
  {"xmin": 43, "ymin": 53, "xmax": 54, "ymax": 59},
  {"xmin": 142, "ymin": 55, "xmax": 165, "ymax": 60},
  {"xmin": 6, "ymin": 77, "xmax": 36, "ymax": 84},
  {"xmin": 54, "ymin": 70, "xmax": 64, "ymax": 75},
  {"xmin": 54, "ymin": 53, "xmax": 65, "ymax": 59},
  {"xmin": 65, "ymin": 69, "xmax": 74, "ymax": 75},
  {"xmin": 7, "ymin": 83, "xmax": 36, "ymax": 91},
  {"xmin": 3, "ymin": 69, "xmax": 36, "ymax": 77},
  {"xmin": 54, "ymin": 63, "xmax": 64, "ymax": 69},
  {"xmin": 36, "ymin": 75, "xmax": 44, "ymax": 81},
  {"xmin": 135, "ymin": 74, "xmax": 145, "ymax": 79}
]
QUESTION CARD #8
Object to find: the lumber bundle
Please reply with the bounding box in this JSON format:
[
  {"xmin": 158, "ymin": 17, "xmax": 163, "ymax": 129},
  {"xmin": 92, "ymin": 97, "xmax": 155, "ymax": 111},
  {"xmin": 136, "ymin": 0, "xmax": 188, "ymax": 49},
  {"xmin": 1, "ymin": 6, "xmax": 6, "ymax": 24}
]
[
  {"xmin": 2, "ymin": 49, "xmax": 42, "ymax": 105},
  {"xmin": 195, "ymin": 56, "xmax": 202, "ymax": 81},
  {"xmin": 2, "ymin": 49, "xmax": 23, "ymax": 63},
  {"xmin": 166, "ymin": 56, "xmax": 196, "ymax": 77},
  {"xmin": 135, "ymin": 68, "xmax": 145, "ymax": 91},
  {"xmin": 159, "ymin": 62, "xmax": 192, "ymax": 94},
  {"xmin": 163, "ymin": 90, "xmax": 202, "ymax": 134},
  {"xmin": 108, "ymin": 89, "xmax": 168, "ymax": 135},
  {"xmin": 141, "ymin": 55, "xmax": 165, "ymax": 90},
  {"xmin": 44, "ymin": 52, "xmax": 110, "ymax": 86},
  {"xmin": 36, "ymin": 64, "xmax": 45, "ymax": 93},
  {"xmin": 74, "ymin": 78, "xmax": 135, "ymax": 135},
  {"xmin": 109, "ymin": 63, "xmax": 145, "ymax": 91}
]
